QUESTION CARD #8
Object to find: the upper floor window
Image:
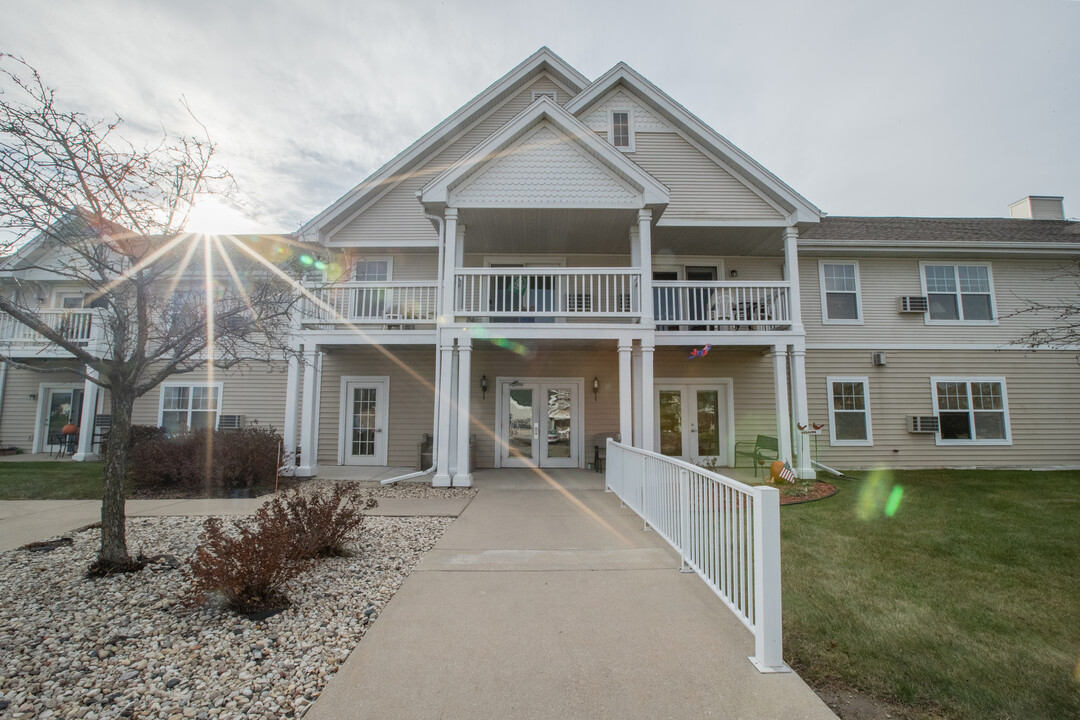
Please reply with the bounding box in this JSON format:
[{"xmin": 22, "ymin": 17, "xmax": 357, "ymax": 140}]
[
  {"xmin": 354, "ymin": 259, "xmax": 390, "ymax": 281},
  {"xmin": 931, "ymin": 377, "xmax": 1010, "ymax": 445},
  {"xmin": 921, "ymin": 263, "xmax": 995, "ymax": 322},
  {"xmin": 160, "ymin": 383, "xmax": 222, "ymax": 433},
  {"xmin": 609, "ymin": 110, "xmax": 634, "ymax": 151},
  {"xmin": 819, "ymin": 261, "xmax": 862, "ymax": 323}
]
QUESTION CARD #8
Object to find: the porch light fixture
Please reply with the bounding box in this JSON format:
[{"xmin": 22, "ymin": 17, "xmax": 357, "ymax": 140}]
[
  {"xmin": 480, "ymin": 375, "xmax": 488, "ymax": 399},
  {"xmin": 593, "ymin": 376, "xmax": 599, "ymax": 400},
  {"xmin": 729, "ymin": 269, "xmax": 739, "ymax": 278}
]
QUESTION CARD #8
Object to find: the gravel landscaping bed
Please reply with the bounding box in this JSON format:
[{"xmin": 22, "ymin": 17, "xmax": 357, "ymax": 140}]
[
  {"xmin": 0, "ymin": 514, "xmax": 452, "ymax": 719},
  {"xmin": 300, "ymin": 479, "xmax": 477, "ymax": 501}
]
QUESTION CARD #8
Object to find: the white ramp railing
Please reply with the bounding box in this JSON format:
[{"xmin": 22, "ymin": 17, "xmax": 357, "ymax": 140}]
[{"xmin": 605, "ymin": 439, "xmax": 788, "ymax": 673}]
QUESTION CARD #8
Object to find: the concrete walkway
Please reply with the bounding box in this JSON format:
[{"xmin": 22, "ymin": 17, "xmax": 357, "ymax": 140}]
[{"xmin": 307, "ymin": 468, "xmax": 836, "ymax": 720}]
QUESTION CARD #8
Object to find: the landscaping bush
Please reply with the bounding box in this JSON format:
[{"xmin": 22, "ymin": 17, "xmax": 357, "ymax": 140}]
[
  {"xmin": 265, "ymin": 484, "xmax": 378, "ymax": 559},
  {"xmin": 129, "ymin": 426, "xmax": 282, "ymax": 495},
  {"xmin": 186, "ymin": 506, "xmax": 304, "ymax": 614}
]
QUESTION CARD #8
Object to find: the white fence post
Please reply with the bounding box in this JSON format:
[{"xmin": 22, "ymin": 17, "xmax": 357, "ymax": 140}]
[
  {"xmin": 750, "ymin": 486, "xmax": 789, "ymax": 672},
  {"xmin": 678, "ymin": 468, "xmax": 693, "ymax": 573}
]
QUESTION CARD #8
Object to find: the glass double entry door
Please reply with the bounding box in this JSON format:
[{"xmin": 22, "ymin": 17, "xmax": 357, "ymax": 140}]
[
  {"xmin": 656, "ymin": 383, "xmax": 730, "ymax": 464},
  {"xmin": 499, "ymin": 379, "xmax": 581, "ymax": 468}
]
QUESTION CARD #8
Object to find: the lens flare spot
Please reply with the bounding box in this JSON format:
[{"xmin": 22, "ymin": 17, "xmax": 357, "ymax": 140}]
[
  {"xmin": 314, "ymin": 260, "xmax": 327, "ymax": 271},
  {"xmin": 299, "ymin": 254, "xmax": 314, "ymax": 266},
  {"xmin": 884, "ymin": 486, "xmax": 904, "ymax": 517}
]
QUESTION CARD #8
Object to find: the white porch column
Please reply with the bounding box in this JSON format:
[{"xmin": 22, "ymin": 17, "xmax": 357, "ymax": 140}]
[
  {"xmin": 618, "ymin": 341, "xmax": 633, "ymax": 446},
  {"xmin": 771, "ymin": 346, "xmax": 792, "ymax": 465},
  {"xmin": 282, "ymin": 350, "xmax": 300, "ymax": 464},
  {"xmin": 454, "ymin": 337, "xmax": 473, "ymax": 487},
  {"xmin": 782, "ymin": 227, "xmax": 805, "ymax": 333},
  {"xmin": 639, "ymin": 341, "xmax": 655, "ymax": 452},
  {"xmin": 73, "ymin": 367, "xmax": 100, "ymax": 461},
  {"xmin": 297, "ymin": 344, "xmax": 320, "ymax": 477},
  {"xmin": 433, "ymin": 339, "xmax": 455, "ymax": 487},
  {"xmin": 789, "ymin": 346, "xmax": 813, "ymax": 479},
  {"xmin": 638, "ymin": 210, "xmax": 654, "ymax": 324},
  {"xmin": 441, "ymin": 208, "xmax": 459, "ymax": 321},
  {"xmin": 631, "ymin": 345, "xmax": 643, "ymax": 447}
]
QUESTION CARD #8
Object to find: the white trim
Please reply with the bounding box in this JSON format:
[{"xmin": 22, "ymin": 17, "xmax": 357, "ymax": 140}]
[
  {"xmin": 493, "ymin": 377, "xmax": 585, "ymax": 469},
  {"xmin": 338, "ymin": 375, "xmax": 391, "ymax": 465},
  {"xmin": 818, "ymin": 260, "xmax": 863, "ymax": 325},
  {"xmin": 930, "ymin": 375, "xmax": 1011, "ymax": 446},
  {"xmin": 825, "ymin": 376, "xmax": 873, "ymax": 446},
  {"xmin": 806, "ymin": 342, "xmax": 1080, "ymax": 351},
  {"xmin": 483, "ymin": 255, "xmax": 567, "ymax": 267},
  {"xmin": 919, "ymin": 261, "xmax": 998, "ymax": 326},
  {"xmin": 157, "ymin": 381, "xmax": 225, "ymax": 432},
  {"xmin": 653, "ymin": 378, "xmax": 736, "ymax": 467},
  {"xmin": 799, "ymin": 240, "xmax": 1080, "ymax": 256},
  {"xmin": 607, "ymin": 108, "xmax": 635, "ymax": 152}
]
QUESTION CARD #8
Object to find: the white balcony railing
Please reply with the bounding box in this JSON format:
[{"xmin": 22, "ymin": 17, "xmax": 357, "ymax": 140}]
[
  {"xmin": 605, "ymin": 439, "xmax": 786, "ymax": 673},
  {"xmin": 303, "ymin": 282, "xmax": 438, "ymax": 327},
  {"xmin": 0, "ymin": 309, "xmax": 101, "ymax": 347},
  {"xmin": 455, "ymin": 268, "xmax": 641, "ymax": 319},
  {"xmin": 653, "ymin": 281, "xmax": 791, "ymax": 330}
]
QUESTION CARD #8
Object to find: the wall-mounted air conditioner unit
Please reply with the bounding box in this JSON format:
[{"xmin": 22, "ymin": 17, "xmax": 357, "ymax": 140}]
[
  {"xmin": 871, "ymin": 351, "xmax": 887, "ymax": 366},
  {"xmin": 907, "ymin": 415, "xmax": 939, "ymax": 433},
  {"xmin": 898, "ymin": 296, "xmax": 929, "ymax": 313},
  {"xmin": 219, "ymin": 415, "xmax": 245, "ymax": 430}
]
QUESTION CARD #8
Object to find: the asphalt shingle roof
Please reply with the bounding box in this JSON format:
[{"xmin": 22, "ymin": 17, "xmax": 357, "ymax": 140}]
[{"xmin": 801, "ymin": 216, "xmax": 1080, "ymax": 244}]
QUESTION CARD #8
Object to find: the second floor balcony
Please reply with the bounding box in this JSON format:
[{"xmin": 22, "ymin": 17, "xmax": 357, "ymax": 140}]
[{"xmin": 0, "ymin": 309, "xmax": 105, "ymax": 356}]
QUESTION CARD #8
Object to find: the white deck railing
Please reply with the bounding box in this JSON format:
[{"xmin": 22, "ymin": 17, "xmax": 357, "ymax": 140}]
[
  {"xmin": 303, "ymin": 282, "xmax": 438, "ymax": 326},
  {"xmin": 454, "ymin": 268, "xmax": 641, "ymax": 319},
  {"xmin": 605, "ymin": 439, "xmax": 788, "ymax": 673},
  {"xmin": 0, "ymin": 309, "xmax": 100, "ymax": 346},
  {"xmin": 652, "ymin": 281, "xmax": 790, "ymax": 330}
]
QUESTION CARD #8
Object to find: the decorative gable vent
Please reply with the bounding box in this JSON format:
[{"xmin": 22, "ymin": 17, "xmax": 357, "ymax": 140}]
[
  {"xmin": 898, "ymin": 296, "xmax": 929, "ymax": 313},
  {"xmin": 219, "ymin": 415, "xmax": 245, "ymax": 430},
  {"xmin": 907, "ymin": 415, "xmax": 939, "ymax": 433},
  {"xmin": 532, "ymin": 90, "xmax": 558, "ymax": 103}
]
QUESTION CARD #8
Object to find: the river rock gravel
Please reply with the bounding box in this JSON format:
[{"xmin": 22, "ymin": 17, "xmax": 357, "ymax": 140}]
[{"xmin": 0, "ymin": 514, "xmax": 452, "ymax": 719}]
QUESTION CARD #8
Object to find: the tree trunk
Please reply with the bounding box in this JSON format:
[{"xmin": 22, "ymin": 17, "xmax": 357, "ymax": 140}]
[{"xmin": 98, "ymin": 387, "xmax": 135, "ymax": 566}]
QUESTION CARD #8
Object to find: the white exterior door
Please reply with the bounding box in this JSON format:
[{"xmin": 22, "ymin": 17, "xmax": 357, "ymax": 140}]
[
  {"xmin": 498, "ymin": 378, "xmax": 582, "ymax": 468},
  {"xmin": 655, "ymin": 381, "xmax": 732, "ymax": 465},
  {"xmin": 42, "ymin": 386, "xmax": 83, "ymax": 453},
  {"xmin": 341, "ymin": 378, "xmax": 389, "ymax": 465}
]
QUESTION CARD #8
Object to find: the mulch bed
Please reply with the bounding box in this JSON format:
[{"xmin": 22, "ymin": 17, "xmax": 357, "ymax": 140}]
[{"xmin": 777, "ymin": 481, "xmax": 838, "ymax": 505}]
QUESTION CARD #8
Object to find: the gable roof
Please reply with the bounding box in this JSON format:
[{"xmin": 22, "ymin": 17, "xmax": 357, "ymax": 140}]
[
  {"xmin": 300, "ymin": 47, "xmax": 589, "ymax": 242},
  {"xmin": 565, "ymin": 63, "xmax": 821, "ymax": 224},
  {"xmin": 800, "ymin": 216, "xmax": 1080, "ymax": 253},
  {"xmin": 419, "ymin": 96, "xmax": 669, "ymax": 212}
]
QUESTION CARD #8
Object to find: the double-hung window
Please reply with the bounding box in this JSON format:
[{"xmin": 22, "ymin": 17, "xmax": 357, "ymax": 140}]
[
  {"xmin": 819, "ymin": 261, "xmax": 862, "ymax": 323},
  {"xmin": 160, "ymin": 383, "xmax": 222, "ymax": 433},
  {"xmin": 921, "ymin": 263, "xmax": 995, "ymax": 322},
  {"xmin": 931, "ymin": 377, "xmax": 1010, "ymax": 445},
  {"xmin": 826, "ymin": 377, "xmax": 873, "ymax": 445}
]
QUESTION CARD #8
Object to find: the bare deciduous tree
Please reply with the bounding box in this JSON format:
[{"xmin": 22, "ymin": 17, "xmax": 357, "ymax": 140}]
[
  {"xmin": 1010, "ymin": 258, "xmax": 1080, "ymax": 351},
  {"xmin": 0, "ymin": 53, "xmax": 306, "ymax": 571}
]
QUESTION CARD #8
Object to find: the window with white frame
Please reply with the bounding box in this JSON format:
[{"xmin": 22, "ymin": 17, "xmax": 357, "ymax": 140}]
[
  {"xmin": 609, "ymin": 110, "xmax": 633, "ymax": 150},
  {"xmin": 921, "ymin": 263, "xmax": 995, "ymax": 322},
  {"xmin": 931, "ymin": 377, "xmax": 1010, "ymax": 444},
  {"xmin": 819, "ymin": 262, "xmax": 862, "ymax": 323},
  {"xmin": 160, "ymin": 383, "xmax": 222, "ymax": 433},
  {"xmin": 827, "ymin": 377, "xmax": 872, "ymax": 445}
]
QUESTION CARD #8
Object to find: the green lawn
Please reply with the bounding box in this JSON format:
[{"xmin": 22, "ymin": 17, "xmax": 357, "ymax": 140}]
[
  {"xmin": 0, "ymin": 462, "xmax": 104, "ymax": 499},
  {"xmin": 781, "ymin": 469, "xmax": 1080, "ymax": 719}
]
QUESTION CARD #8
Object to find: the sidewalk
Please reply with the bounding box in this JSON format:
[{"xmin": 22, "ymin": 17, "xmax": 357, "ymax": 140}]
[{"xmin": 306, "ymin": 468, "xmax": 836, "ymax": 720}]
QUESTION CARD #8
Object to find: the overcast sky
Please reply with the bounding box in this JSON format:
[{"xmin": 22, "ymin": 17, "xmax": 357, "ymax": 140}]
[{"xmin": 2, "ymin": 0, "xmax": 1077, "ymax": 233}]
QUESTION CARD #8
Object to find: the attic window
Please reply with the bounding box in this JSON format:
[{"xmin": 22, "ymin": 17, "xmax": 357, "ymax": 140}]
[
  {"xmin": 609, "ymin": 110, "xmax": 633, "ymax": 151},
  {"xmin": 532, "ymin": 90, "xmax": 558, "ymax": 103}
]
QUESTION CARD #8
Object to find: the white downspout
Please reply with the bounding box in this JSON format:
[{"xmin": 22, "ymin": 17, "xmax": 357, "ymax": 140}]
[
  {"xmin": 0, "ymin": 361, "xmax": 8, "ymax": 436},
  {"xmin": 381, "ymin": 205, "xmax": 445, "ymax": 485}
]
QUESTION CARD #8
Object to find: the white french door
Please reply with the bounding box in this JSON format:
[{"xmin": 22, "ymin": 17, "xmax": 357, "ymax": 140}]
[
  {"xmin": 497, "ymin": 378, "xmax": 582, "ymax": 468},
  {"xmin": 655, "ymin": 381, "xmax": 732, "ymax": 465},
  {"xmin": 340, "ymin": 377, "xmax": 389, "ymax": 465}
]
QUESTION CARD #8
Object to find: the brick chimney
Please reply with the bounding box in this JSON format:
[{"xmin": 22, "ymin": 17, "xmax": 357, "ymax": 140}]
[{"xmin": 1009, "ymin": 196, "xmax": 1065, "ymax": 220}]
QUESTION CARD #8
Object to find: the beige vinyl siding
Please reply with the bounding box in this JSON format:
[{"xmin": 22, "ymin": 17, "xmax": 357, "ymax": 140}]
[
  {"xmin": 628, "ymin": 134, "xmax": 784, "ymax": 221},
  {"xmin": 802, "ymin": 256, "xmax": 1080, "ymax": 345},
  {"xmin": 331, "ymin": 75, "xmax": 574, "ymax": 246},
  {"xmin": 805, "ymin": 349, "xmax": 1080, "ymax": 469},
  {"xmin": 130, "ymin": 363, "xmax": 290, "ymax": 432},
  {"xmin": 317, "ymin": 347, "xmax": 435, "ymax": 466},
  {"xmin": 0, "ymin": 363, "xmax": 85, "ymax": 450},
  {"xmin": 388, "ymin": 252, "xmax": 438, "ymax": 281}
]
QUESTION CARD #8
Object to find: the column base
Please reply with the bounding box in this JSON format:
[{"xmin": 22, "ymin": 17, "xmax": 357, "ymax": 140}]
[
  {"xmin": 796, "ymin": 467, "xmax": 816, "ymax": 481},
  {"xmin": 452, "ymin": 473, "xmax": 473, "ymax": 488},
  {"xmin": 432, "ymin": 473, "xmax": 453, "ymax": 487},
  {"xmin": 72, "ymin": 452, "xmax": 98, "ymax": 462},
  {"xmin": 295, "ymin": 466, "xmax": 317, "ymax": 478}
]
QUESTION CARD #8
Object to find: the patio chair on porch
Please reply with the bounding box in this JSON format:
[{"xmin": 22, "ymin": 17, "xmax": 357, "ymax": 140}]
[
  {"xmin": 592, "ymin": 432, "xmax": 620, "ymax": 473},
  {"xmin": 734, "ymin": 434, "xmax": 779, "ymax": 478}
]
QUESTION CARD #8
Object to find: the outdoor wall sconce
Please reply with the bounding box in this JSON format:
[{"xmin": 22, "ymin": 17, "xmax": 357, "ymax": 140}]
[
  {"xmin": 729, "ymin": 269, "xmax": 739, "ymax": 278},
  {"xmin": 480, "ymin": 375, "xmax": 488, "ymax": 399},
  {"xmin": 27, "ymin": 393, "xmax": 38, "ymax": 401},
  {"xmin": 593, "ymin": 376, "xmax": 599, "ymax": 400}
]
